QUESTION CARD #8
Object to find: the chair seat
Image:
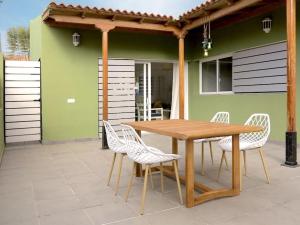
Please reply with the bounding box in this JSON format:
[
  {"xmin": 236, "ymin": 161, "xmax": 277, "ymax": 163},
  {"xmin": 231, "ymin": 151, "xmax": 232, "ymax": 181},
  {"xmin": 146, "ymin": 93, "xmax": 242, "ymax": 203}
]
[
  {"xmin": 110, "ymin": 139, "xmax": 128, "ymax": 154},
  {"xmin": 219, "ymin": 138, "xmax": 264, "ymax": 152},
  {"xmin": 127, "ymin": 146, "xmax": 181, "ymax": 165}
]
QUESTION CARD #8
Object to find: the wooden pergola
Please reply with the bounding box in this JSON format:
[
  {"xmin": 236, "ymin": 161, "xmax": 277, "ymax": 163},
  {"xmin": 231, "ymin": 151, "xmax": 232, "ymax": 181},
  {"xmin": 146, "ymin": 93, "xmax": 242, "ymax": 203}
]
[{"xmin": 43, "ymin": 0, "xmax": 297, "ymax": 165}]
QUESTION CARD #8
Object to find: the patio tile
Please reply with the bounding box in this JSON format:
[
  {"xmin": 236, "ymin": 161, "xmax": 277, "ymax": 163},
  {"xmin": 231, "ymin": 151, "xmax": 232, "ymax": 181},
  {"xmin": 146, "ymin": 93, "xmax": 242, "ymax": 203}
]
[
  {"xmin": 0, "ymin": 191, "xmax": 37, "ymax": 224},
  {"xmin": 84, "ymin": 202, "xmax": 138, "ymax": 225},
  {"xmin": 126, "ymin": 191, "xmax": 180, "ymax": 215},
  {"xmin": 39, "ymin": 210, "xmax": 93, "ymax": 225},
  {"xmin": 107, "ymin": 216, "xmax": 151, "ymax": 225},
  {"xmin": 33, "ymin": 178, "xmax": 74, "ymax": 201},
  {"xmin": 1, "ymin": 218, "xmax": 40, "ymax": 225},
  {"xmin": 216, "ymin": 205, "xmax": 300, "ymax": 225},
  {"xmin": 77, "ymin": 188, "xmax": 122, "ymax": 208},
  {"xmin": 36, "ymin": 196, "xmax": 81, "ymax": 216},
  {"xmin": 145, "ymin": 207, "xmax": 210, "ymax": 225}
]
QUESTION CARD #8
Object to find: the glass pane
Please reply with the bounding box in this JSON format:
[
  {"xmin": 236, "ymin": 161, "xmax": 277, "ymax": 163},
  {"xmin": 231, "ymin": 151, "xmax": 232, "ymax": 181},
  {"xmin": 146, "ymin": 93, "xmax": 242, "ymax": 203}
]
[
  {"xmin": 202, "ymin": 60, "xmax": 217, "ymax": 92},
  {"xmin": 219, "ymin": 57, "xmax": 232, "ymax": 92}
]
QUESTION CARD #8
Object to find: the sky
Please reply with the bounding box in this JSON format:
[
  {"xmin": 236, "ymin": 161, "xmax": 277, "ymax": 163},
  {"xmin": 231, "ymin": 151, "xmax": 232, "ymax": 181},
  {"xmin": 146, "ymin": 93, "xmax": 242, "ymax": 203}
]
[{"xmin": 0, "ymin": 0, "xmax": 203, "ymax": 52}]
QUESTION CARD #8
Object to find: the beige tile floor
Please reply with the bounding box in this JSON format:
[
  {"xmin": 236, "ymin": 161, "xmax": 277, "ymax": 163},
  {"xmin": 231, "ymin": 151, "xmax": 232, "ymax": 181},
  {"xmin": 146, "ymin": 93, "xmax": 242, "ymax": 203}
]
[{"xmin": 0, "ymin": 134, "xmax": 300, "ymax": 225}]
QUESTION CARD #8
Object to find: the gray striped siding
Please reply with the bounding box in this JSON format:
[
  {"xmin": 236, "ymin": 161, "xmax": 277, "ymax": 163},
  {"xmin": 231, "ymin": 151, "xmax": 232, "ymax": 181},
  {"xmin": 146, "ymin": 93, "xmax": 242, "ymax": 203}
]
[
  {"xmin": 98, "ymin": 59, "xmax": 135, "ymax": 137},
  {"xmin": 233, "ymin": 41, "xmax": 287, "ymax": 93}
]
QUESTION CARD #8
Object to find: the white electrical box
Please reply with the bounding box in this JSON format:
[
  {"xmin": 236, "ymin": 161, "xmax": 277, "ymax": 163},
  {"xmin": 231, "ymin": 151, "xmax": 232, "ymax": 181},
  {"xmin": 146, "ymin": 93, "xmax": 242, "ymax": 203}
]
[{"xmin": 67, "ymin": 98, "xmax": 76, "ymax": 104}]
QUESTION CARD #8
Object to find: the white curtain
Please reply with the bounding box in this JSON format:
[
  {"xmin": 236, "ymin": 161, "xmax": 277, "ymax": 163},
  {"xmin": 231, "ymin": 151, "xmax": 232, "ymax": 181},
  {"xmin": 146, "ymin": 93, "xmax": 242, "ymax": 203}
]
[
  {"xmin": 171, "ymin": 63, "xmax": 179, "ymax": 119},
  {"xmin": 170, "ymin": 62, "xmax": 189, "ymax": 120}
]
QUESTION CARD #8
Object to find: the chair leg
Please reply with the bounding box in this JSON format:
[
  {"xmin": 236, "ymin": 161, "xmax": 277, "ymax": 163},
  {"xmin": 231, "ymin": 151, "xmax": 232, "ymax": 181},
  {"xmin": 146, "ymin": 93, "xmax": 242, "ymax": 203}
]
[
  {"xmin": 125, "ymin": 162, "xmax": 136, "ymax": 202},
  {"xmin": 217, "ymin": 150, "xmax": 225, "ymax": 181},
  {"xmin": 160, "ymin": 163, "xmax": 164, "ymax": 193},
  {"xmin": 243, "ymin": 151, "xmax": 247, "ymax": 176},
  {"xmin": 201, "ymin": 142, "xmax": 205, "ymax": 176},
  {"xmin": 259, "ymin": 148, "xmax": 271, "ymax": 184},
  {"xmin": 173, "ymin": 160, "xmax": 183, "ymax": 204},
  {"xmin": 209, "ymin": 141, "xmax": 214, "ymax": 165},
  {"xmin": 115, "ymin": 153, "xmax": 124, "ymax": 195},
  {"xmin": 149, "ymin": 166, "xmax": 154, "ymax": 189},
  {"xmin": 140, "ymin": 165, "xmax": 149, "ymax": 215},
  {"xmin": 224, "ymin": 152, "xmax": 229, "ymax": 170},
  {"xmin": 107, "ymin": 152, "xmax": 116, "ymax": 186}
]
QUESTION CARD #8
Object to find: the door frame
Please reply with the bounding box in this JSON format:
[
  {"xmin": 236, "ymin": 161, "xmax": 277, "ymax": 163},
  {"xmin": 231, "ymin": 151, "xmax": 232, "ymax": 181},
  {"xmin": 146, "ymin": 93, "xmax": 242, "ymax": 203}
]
[{"xmin": 135, "ymin": 59, "xmax": 189, "ymax": 120}]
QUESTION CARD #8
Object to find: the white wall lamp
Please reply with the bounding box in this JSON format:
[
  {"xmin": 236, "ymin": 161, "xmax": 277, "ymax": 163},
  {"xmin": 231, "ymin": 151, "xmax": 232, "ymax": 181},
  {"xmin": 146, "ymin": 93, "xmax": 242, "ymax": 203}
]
[
  {"xmin": 262, "ymin": 17, "xmax": 272, "ymax": 33},
  {"xmin": 72, "ymin": 32, "xmax": 80, "ymax": 47}
]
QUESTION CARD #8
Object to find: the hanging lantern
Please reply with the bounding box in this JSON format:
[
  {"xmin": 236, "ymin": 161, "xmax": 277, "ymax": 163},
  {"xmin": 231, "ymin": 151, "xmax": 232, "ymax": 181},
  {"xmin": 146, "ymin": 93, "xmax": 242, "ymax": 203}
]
[
  {"xmin": 202, "ymin": 20, "xmax": 212, "ymax": 57},
  {"xmin": 262, "ymin": 17, "xmax": 272, "ymax": 33},
  {"xmin": 72, "ymin": 32, "xmax": 80, "ymax": 47}
]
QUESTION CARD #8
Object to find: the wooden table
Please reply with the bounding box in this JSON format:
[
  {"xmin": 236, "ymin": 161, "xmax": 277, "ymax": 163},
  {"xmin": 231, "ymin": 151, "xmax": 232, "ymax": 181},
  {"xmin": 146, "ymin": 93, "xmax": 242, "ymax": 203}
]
[{"xmin": 126, "ymin": 119, "xmax": 262, "ymax": 208}]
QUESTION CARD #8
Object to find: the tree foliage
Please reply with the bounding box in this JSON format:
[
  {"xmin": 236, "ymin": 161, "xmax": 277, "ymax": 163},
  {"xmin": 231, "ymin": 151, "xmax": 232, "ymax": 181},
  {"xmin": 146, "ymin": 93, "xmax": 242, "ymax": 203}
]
[{"xmin": 6, "ymin": 26, "xmax": 30, "ymax": 55}]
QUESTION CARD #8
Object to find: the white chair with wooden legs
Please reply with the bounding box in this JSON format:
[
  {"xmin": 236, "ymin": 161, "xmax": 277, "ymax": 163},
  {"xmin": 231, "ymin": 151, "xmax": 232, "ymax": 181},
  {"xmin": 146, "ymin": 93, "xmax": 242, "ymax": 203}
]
[
  {"xmin": 122, "ymin": 125, "xmax": 183, "ymax": 215},
  {"xmin": 194, "ymin": 112, "xmax": 230, "ymax": 175},
  {"xmin": 103, "ymin": 120, "xmax": 128, "ymax": 195},
  {"xmin": 217, "ymin": 113, "xmax": 271, "ymax": 185}
]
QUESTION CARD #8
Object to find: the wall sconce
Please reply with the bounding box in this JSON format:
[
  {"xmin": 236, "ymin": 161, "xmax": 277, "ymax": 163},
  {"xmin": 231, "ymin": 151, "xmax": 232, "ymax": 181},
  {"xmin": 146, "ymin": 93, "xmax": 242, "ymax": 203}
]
[
  {"xmin": 72, "ymin": 32, "xmax": 80, "ymax": 47},
  {"xmin": 262, "ymin": 17, "xmax": 272, "ymax": 33}
]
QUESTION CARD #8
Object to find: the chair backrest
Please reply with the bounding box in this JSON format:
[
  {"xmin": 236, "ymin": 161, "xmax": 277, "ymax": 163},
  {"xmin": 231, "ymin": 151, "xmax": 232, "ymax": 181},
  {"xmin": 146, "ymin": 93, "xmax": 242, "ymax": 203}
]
[
  {"xmin": 242, "ymin": 113, "xmax": 271, "ymax": 145},
  {"xmin": 211, "ymin": 112, "xmax": 230, "ymax": 124},
  {"xmin": 121, "ymin": 124, "xmax": 148, "ymax": 157},
  {"xmin": 103, "ymin": 120, "xmax": 123, "ymax": 150}
]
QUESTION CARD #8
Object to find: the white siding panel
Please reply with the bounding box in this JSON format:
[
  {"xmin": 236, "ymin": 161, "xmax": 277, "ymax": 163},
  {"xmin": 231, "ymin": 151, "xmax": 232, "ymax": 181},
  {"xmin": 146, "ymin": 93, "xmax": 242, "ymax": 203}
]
[
  {"xmin": 5, "ymin": 88, "xmax": 40, "ymax": 95},
  {"xmin": 5, "ymin": 75, "xmax": 40, "ymax": 81},
  {"xmin": 6, "ymin": 121, "xmax": 40, "ymax": 129},
  {"xmin": 5, "ymin": 101, "xmax": 40, "ymax": 109},
  {"xmin": 99, "ymin": 65, "xmax": 134, "ymax": 72},
  {"xmin": 5, "ymin": 61, "xmax": 40, "ymax": 68},
  {"xmin": 99, "ymin": 77, "xmax": 134, "ymax": 84},
  {"xmin": 5, "ymin": 115, "xmax": 40, "ymax": 122},
  {"xmin": 5, "ymin": 95, "xmax": 40, "ymax": 101},
  {"xmin": 5, "ymin": 81, "xmax": 40, "ymax": 88},
  {"xmin": 5, "ymin": 67, "xmax": 40, "ymax": 74},
  {"xmin": 6, "ymin": 134, "xmax": 41, "ymax": 143},
  {"xmin": 99, "ymin": 71, "xmax": 134, "ymax": 78},
  {"xmin": 6, "ymin": 128, "xmax": 40, "ymax": 136},
  {"xmin": 5, "ymin": 108, "xmax": 40, "ymax": 116},
  {"xmin": 99, "ymin": 59, "xmax": 135, "ymax": 66}
]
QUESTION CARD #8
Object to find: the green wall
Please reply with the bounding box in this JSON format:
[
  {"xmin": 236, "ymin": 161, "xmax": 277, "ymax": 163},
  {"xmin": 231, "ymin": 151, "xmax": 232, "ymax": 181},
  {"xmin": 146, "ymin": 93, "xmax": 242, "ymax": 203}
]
[
  {"xmin": 188, "ymin": 7, "xmax": 299, "ymax": 141},
  {"xmin": 31, "ymin": 17, "xmax": 178, "ymax": 141},
  {"xmin": 30, "ymin": 16, "xmax": 42, "ymax": 60},
  {"xmin": 0, "ymin": 54, "xmax": 4, "ymax": 161}
]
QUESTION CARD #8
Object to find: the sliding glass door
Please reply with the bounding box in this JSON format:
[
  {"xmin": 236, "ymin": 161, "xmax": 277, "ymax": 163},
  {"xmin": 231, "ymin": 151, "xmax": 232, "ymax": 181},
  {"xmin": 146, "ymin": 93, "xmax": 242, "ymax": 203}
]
[{"xmin": 135, "ymin": 62, "xmax": 152, "ymax": 121}]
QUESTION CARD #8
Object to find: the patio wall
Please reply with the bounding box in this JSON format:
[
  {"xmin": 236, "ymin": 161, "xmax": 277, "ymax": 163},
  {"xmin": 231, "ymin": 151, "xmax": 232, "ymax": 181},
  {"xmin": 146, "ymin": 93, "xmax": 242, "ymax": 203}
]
[
  {"xmin": 30, "ymin": 17, "xmax": 178, "ymax": 142},
  {"xmin": 0, "ymin": 54, "xmax": 4, "ymax": 161},
  {"xmin": 187, "ymin": 6, "xmax": 299, "ymax": 142}
]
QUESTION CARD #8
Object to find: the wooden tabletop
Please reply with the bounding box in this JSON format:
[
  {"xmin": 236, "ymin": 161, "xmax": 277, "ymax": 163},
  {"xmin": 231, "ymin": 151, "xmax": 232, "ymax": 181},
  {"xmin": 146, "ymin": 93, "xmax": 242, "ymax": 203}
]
[{"xmin": 125, "ymin": 119, "xmax": 263, "ymax": 140}]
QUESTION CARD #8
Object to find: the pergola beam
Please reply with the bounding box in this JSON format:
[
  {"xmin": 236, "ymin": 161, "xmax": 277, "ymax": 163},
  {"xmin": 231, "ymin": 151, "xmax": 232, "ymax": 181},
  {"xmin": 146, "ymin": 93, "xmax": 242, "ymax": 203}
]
[
  {"xmin": 182, "ymin": 0, "xmax": 263, "ymax": 32},
  {"xmin": 45, "ymin": 14, "xmax": 181, "ymax": 37}
]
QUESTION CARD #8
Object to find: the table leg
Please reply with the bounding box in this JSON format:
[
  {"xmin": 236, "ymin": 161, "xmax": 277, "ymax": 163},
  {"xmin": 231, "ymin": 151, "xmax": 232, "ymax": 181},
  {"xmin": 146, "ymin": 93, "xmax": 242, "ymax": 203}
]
[
  {"xmin": 136, "ymin": 130, "xmax": 142, "ymax": 177},
  {"xmin": 172, "ymin": 138, "xmax": 178, "ymax": 154},
  {"xmin": 232, "ymin": 134, "xmax": 240, "ymax": 195},
  {"xmin": 185, "ymin": 139, "xmax": 194, "ymax": 208}
]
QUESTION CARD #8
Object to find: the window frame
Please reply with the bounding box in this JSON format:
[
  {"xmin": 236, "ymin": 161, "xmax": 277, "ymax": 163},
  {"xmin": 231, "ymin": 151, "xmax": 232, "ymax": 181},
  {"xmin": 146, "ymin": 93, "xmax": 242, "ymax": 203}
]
[{"xmin": 199, "ymin": 53, "xmax": 234, "ymax": 95}]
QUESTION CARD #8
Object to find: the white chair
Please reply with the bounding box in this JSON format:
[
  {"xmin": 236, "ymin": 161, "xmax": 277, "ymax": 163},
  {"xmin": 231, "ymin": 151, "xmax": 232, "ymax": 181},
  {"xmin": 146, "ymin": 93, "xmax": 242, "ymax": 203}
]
[
  {"xmin": 217, "ymin": 113, "xmax": 271, "ymax": 184},
  {"xmin": 194, "ymin": 112, "xmax": 230, "ymax": 175},
  {"xmin": 136, "ymin": 103, "xmax": 163, "ymax": 121},
  {"xmin": 121, "ymin": 124, "xmax": 183, "ymax": 215},
  {"xmin": 103, "ymin": 120, "xmax": 128, "ymax": 195}
]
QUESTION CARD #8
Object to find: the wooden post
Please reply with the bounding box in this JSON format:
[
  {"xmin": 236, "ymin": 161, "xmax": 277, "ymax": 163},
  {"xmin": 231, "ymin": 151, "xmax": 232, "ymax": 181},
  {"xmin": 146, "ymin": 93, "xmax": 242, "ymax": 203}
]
[
  {"xmin": 285, "ymin": 0, "xmax": 298, "ymax": 166},
  {"xmin": 178, "ymin": 35, "xmax": 185, "ymax": 119},
  {"xmin": 95, "ymin": 24, "xmax": 115, "ymax": 149}
]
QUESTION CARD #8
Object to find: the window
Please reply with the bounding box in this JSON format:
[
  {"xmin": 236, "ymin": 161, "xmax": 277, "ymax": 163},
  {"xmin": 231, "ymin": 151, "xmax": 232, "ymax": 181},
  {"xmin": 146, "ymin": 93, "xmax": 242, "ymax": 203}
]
[{"xmin": 200, "ymin": 56, "xmax": 233, "ymax": 94}]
